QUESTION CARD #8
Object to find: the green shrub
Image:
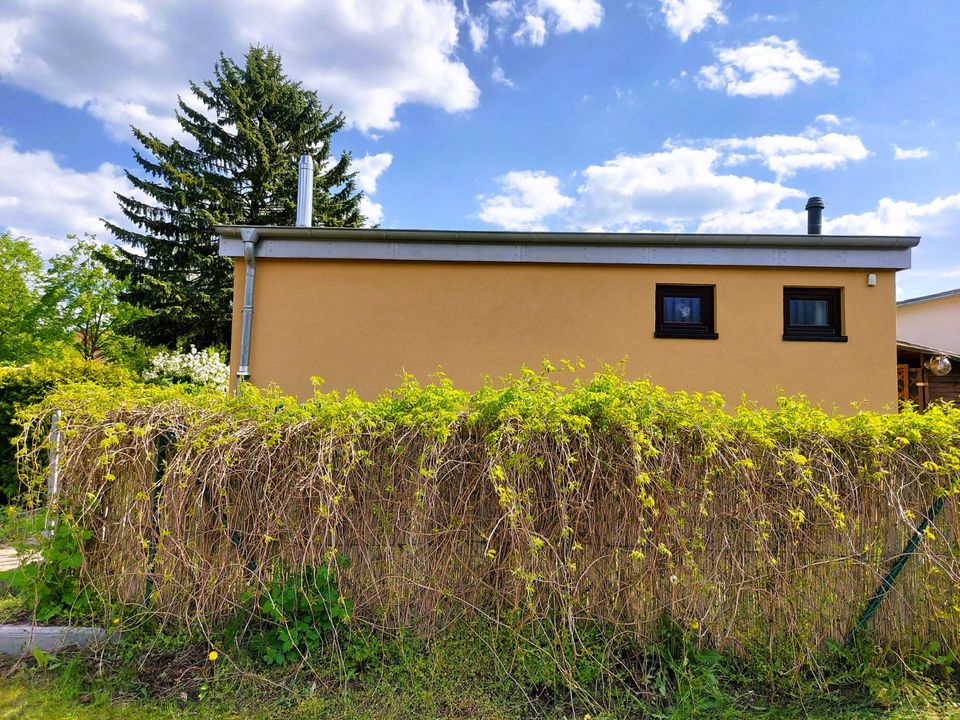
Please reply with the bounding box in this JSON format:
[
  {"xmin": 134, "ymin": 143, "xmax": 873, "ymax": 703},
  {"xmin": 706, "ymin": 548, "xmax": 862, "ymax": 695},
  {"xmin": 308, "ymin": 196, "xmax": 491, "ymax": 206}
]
[
  {"xmin": 0, "ymin": 358, "xmax": 132, "ymax": 503},
  {"xmin": 4, "ymin": 518, "xmax": 94, "ymax": 621},
  {"xmin": 249, "ymin": 561, "xmax": 353, "ymax": 666}
]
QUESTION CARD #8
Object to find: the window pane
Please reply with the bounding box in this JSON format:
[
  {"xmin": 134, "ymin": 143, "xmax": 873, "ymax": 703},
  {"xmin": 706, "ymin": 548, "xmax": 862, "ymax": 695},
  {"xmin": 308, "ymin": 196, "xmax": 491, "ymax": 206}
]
[
  {"xmin": 789, "ymin": 298, "xmax": 829, "ymax": 326},
  {"xmin": 664, "ymin": 296, "xmax": 702, "ymax": 324}
]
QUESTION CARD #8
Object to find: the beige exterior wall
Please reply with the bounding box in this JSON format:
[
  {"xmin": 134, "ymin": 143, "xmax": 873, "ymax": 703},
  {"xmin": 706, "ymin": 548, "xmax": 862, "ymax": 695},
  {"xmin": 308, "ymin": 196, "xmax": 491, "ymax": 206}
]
[
  {"xmin": 230, "ymin": 259, "xmax": 898, "ymax": 411},
  {"xmin": 897, "ymin": 293, "xmax": 960, "ymax": 356}
]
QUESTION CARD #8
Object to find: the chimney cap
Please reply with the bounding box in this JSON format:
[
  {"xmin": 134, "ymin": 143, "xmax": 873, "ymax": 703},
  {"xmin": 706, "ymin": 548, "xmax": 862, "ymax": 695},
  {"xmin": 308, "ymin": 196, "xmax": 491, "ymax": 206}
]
[{"xmin": 805, "ymin": 196, "xmax": 825, "ymax": 210}]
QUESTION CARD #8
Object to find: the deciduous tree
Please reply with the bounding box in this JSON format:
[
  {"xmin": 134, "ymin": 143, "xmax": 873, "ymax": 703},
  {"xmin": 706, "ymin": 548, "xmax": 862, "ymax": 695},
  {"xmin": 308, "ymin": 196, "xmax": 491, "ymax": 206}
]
[
  {"xmin": 43, "ymin": 236, "xmax": 139, "ymax": 361},
  {"xmin": 0, "ymin": 233, "xmax": 58, "ymax": 364}
]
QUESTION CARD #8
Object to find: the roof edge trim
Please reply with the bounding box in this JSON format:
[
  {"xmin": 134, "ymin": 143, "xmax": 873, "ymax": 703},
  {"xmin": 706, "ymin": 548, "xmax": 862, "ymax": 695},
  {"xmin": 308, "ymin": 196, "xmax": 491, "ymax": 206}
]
[
  {"xmin": 216, "ymin": 226, "xmax": 917, "ymax": 270},
  {"xmin": 216, "ymin": 224, "xmax": 920, "ymax": 250}
]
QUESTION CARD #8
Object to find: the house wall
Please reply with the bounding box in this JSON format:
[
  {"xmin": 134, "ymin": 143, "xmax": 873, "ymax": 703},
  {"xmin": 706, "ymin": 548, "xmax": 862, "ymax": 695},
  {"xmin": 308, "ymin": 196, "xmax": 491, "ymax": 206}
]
[
  {"xmin": 230, "ymin": 259, "xmax": 898, "ymax": 411},
  {"xmin": 897, "ymin": 294, "xmax": 960, "ymax": 356}
]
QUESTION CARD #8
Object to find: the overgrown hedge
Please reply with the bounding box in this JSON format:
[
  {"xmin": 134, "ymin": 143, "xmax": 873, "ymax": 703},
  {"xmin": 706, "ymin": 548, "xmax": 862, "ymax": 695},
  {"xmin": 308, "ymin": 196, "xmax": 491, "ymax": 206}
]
[
  {"xmin": 0, "ymin": 359, "xmax": 131, "ymax": 503},
  {"xmin": 15, "ymin": 369, "xmax": 960, "ymax": 668}
]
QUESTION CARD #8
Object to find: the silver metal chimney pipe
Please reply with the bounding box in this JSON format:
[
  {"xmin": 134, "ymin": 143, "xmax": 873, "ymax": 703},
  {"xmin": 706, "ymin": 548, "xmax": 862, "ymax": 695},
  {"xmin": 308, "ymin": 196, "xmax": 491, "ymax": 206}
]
[{"xmin": 296, "ymin": 154, "xmax": 314, "ymax": 227}]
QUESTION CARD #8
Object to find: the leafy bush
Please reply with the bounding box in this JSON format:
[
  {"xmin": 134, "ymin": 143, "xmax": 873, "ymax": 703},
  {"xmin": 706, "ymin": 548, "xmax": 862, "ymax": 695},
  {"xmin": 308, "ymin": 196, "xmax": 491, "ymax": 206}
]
[
  {"xmin": 4, "ymin": 518, "xmax": 94, "ymax": 621},
  {"xmin": 143, "ymin": 346, "xmax": 228, "ymax": 391},
  {"xmin": 0, "ymin": 358, "xmax": 132, "ymax": 503},
  {"xmin": 249, "ymin": 561, "xmax": 353, "ymax": 665}
]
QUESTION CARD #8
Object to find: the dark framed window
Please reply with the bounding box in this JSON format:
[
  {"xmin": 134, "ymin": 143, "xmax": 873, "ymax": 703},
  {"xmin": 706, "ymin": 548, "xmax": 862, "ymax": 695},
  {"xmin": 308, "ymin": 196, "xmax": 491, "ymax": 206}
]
[
  {"xmin": 783, "ymin": 287, "xmax": 846, "ymax": 342},
  {"xmin": 655, "ymin": 284, "xmax": 717, "ymax": 339}
]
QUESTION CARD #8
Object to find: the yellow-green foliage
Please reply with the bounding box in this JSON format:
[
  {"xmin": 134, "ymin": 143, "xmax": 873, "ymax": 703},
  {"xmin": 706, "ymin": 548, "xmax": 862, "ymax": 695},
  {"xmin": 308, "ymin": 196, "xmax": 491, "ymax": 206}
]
[
  {"xmin": 15, "ymin": 368, "xmax": 960, "ymax": 667},
  {"xmin": 0, "ymin": 358, "xmax": 132, "ymax": 503}
]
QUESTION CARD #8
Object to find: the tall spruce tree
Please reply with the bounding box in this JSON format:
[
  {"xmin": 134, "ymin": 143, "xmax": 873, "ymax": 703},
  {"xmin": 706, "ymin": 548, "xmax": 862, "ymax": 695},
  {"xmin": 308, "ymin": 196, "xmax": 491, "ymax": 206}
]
[{"xmin": 103, "ymin": 46, "xmax": 364, "ymax": 349}]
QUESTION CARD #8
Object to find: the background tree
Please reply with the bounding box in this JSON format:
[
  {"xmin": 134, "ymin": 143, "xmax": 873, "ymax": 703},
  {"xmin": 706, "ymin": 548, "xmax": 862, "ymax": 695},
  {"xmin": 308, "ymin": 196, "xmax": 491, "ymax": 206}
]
[
  {"xmin": 42, "ymin": 235, "xmax": 142, "ymax": 363},
  {"xmin": 103, "ymin": 46, "xmax": 365, "ymax": 349},
  {"xmin": 0, "ymin": 233, "xmax": 61, "ymax": 364}
]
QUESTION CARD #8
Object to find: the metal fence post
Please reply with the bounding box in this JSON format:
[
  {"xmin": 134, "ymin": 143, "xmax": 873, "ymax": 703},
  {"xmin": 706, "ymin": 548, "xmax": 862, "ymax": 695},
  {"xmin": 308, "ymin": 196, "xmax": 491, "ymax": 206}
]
[{"xmin": 43, "ymin": 410, "xmax": 62, "ymax": 538}]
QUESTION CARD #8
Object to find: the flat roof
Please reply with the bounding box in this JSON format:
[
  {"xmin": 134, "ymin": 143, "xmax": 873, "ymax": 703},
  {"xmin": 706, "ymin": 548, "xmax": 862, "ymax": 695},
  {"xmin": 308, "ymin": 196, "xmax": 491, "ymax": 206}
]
[
  {"xmin": 897, "ymin": 288, "xmax": 960, "ymax": 307},
  {"xmin": 217, "ymin": 225, "xmax": 919, "ymax": 270}
]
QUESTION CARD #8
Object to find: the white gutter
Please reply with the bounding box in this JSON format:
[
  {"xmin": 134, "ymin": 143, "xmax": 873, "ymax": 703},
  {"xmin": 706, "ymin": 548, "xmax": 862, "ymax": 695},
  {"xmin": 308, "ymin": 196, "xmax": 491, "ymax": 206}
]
[{"xmin": 217, "ymin": 227, "xmax": 919, "ymax": 271}]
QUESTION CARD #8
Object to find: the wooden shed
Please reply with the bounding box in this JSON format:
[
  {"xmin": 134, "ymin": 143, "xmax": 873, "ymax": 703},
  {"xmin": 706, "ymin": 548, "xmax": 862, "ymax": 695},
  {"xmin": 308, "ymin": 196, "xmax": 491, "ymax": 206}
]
[{"xmin": 897, "ymin": 341, "xmax": 960, "ymax": 410}]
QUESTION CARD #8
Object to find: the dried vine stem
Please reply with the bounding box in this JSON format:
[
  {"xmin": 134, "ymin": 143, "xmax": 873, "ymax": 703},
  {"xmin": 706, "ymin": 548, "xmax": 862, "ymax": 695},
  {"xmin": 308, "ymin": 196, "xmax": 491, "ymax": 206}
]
[{"xmin": 15, "ymin": 372, "xmax": 960, "ymax": 664}]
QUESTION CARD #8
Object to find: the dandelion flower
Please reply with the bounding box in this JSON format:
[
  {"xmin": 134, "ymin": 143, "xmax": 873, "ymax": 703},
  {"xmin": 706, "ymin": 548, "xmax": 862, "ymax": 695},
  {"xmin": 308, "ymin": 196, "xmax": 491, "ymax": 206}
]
[{"xmin": 208, "ymin": 650, "xmax": 219, "ymax": 662}]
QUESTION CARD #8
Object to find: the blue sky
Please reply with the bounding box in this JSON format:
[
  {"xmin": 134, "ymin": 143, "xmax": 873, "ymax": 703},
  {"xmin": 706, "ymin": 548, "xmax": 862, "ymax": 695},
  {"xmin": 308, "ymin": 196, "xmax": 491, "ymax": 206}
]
[{"xmin": 1, "ymin": 0, "xmax": 958, "ymax": 300}]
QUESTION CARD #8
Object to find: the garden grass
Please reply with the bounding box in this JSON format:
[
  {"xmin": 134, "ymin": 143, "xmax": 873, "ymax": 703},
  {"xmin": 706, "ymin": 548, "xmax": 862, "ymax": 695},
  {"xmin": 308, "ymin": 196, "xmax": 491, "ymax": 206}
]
[{"xmin": 3, "ymin": 671, "xmax": 960, "ymax": 720}]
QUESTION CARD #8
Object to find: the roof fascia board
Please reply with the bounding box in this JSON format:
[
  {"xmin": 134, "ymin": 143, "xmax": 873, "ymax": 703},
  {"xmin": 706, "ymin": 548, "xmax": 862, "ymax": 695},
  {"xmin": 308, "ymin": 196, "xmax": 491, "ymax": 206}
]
[
  {"xmin": 217, "ymin": 226, "xmax": 917, "ymax": 270},
  {"xmin": 219, "ymin": 236, "xmax": 912, "ymax": 270},
  {"xmin": 896, "ymin": 340, "xmax": 960, "ymax": 360}
]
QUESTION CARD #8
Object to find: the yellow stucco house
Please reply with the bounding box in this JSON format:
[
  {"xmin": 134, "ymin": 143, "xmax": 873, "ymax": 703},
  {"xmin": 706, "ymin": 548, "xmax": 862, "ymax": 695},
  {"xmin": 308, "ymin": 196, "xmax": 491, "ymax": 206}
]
[{"xmin": 217, "ymin": 199, "xmax": 918, "ymax": 411}]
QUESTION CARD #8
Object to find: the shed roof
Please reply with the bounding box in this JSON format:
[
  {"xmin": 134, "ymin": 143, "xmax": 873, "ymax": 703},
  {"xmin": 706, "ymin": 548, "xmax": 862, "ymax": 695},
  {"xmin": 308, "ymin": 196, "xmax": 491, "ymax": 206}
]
[
  {"xmin": 217, "ymin": 225, "xmax": 919, "ymax": 270},
  {"xmin": 897, "ymin": 340, "xmax": 960, "ymax": 361}
]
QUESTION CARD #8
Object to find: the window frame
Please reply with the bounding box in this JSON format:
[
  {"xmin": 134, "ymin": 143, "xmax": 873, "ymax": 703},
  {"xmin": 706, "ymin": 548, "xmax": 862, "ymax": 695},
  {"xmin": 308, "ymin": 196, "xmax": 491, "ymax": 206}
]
[
  {"xmin": 654, "ymin": 284, "xmax": 718, "ymax": 340},
  {"xmin": 782, "ymin": 286, "xmax": 847, "ymax": 342}
]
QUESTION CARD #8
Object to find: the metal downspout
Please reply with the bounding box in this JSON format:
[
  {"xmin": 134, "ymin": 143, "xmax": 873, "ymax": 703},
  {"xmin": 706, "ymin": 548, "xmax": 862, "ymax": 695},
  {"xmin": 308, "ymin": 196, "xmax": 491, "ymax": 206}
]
[
  {"xmin": 236, "ymin": 227, "xmax": 259, "ymax": 388},
  {"xmin": 43, "ymin": 409, "xmax": 62, "ymax": 538}
]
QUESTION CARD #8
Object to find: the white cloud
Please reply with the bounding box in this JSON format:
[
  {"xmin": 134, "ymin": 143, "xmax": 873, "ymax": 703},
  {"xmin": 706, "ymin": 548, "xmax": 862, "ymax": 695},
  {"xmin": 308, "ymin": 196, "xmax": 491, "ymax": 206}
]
[
  {"xmin": 86, "ymin": 99, "xmax": 183, "ymax": 142},
  {"xmin": 352, "ymin": 152, "xmax": 393, "ymax": 226},
  {"xmin": 491, "ymin": 57, "xmax": 517, "ymax": 87},
  {"xmin": 461, "ymin": 0, "xmax": 489, "ymax": 52},
  {"xmin": 714, "ymin": 130, "xmax": 869, "ymax": 180},
  {"xmin": 0, "ymin": 135, "xmax": 137, "ymax": 256},
  {"xmin": 0, "ymin": 0, "xmax": 480, "ymax": 137},
  {"xmin": 490, "ymin": 0, "xmax": 601, "ymax": 45},
  {"xmin": 695, "ymin": 208, "xmax": 804, "ymax": 234},
  {"xmin": 893, "ymin": 145, "xmax": 930, "ymax": 160},
  {"xmin": 536, "ymin": 0, "xmax": 604, "ymax": 33},
  {"xmin": 660, "ymin": 0, "xmax": 726, "ymax": 42},
  {"xmin": 352, "ymin": 153, "xmax": 394, "ymax": 195},
  {"xmin": 745, "ymin": 13, "xmax": 793, "ymax": 24},
  {"xmin": 619, "ymin": 186, "xmax": 959, "ymax": 248},
  {"xmin": 477, "ymin": 119, "xmax": 874, "ymax": 233},
  {"xmin": 815, "ymin": 113, "xmax": 841, "ymax": 126},
  {"xmin": 468, "ymin": 17, "xmax": 489, "ymax": 51},
  {"xmin": 826, "ymin": 194, "xmax": 960, "ymax": 237},
  {"xmin": 477, "ymin": 170, "xmax": 574, "ymax": 230},
  {"xmin": 513, "ymin": 14, "xmax": 548, "ymax": 44},
  {"xmin": 359, "ymin": 197, "xmax": 385, "ymax": 227},
  {"xmin": 573, "ymin": 147, "xmax": 803, "ymax": 229},
  {"xmin": 698, "ymin": 36, "xmax": 840, "ymax": 97},
  {"xmin": 0, "ymin": 129, "xmax": 394, "ymax": 244},
  {"xmin": 487, "ymin": 0, "xmax": 516, "ymax": 20}
]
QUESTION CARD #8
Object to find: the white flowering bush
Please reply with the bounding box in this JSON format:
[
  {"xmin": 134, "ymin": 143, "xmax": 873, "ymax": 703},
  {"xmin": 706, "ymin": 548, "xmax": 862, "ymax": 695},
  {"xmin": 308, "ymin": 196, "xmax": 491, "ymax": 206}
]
[{"xmin": 143, "ymin": 346, "xmax": 229, "ymax": 391}]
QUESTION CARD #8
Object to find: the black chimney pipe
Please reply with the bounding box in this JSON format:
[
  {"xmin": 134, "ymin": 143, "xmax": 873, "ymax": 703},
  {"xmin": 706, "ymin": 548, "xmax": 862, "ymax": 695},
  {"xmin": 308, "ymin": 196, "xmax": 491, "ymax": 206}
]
[{"xmin": 805, "ymin": 196, "xmax": 824, "ymax": 235}]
